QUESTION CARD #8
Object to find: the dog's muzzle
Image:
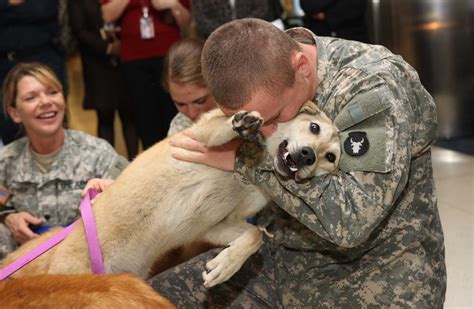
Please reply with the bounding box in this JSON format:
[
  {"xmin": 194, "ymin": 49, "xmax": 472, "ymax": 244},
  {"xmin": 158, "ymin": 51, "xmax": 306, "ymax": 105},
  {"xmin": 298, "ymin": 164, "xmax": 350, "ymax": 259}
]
[
  {"xmin": 295, "ymin": 147, "xmax": 316, "ymax": 167},
  {"xmin": 277, "ymin": 140, "xmax": 316, "ymax": 177}
]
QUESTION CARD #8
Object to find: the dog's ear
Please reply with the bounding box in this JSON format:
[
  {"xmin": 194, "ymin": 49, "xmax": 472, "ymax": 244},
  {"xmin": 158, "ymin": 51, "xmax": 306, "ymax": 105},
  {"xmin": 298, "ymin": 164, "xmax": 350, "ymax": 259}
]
[{"xmin": 298, "ymin": 101, "xmax": 322, "ymax": 116}]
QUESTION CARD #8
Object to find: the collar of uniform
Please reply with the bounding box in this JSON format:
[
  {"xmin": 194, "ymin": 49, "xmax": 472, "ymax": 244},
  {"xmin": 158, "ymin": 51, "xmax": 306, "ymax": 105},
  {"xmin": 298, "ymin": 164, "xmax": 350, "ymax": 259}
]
[
  {"xmin": 45, "ymin": 130, "xmax": 76, "ymax": 182},
  {"xmin": 13, "ymin": 138, "xmax": 43, "ymax": 183},
  {"xmin": 285, "ymin": 27, "xmax": 331, "ymax": 111},
  {"xmin": 5, "ymin": 131, "xmax": 77, "ymax": 189},
  {"xmin": 14, "ymin": 131, "xmax": 76, "ymax": 186}
]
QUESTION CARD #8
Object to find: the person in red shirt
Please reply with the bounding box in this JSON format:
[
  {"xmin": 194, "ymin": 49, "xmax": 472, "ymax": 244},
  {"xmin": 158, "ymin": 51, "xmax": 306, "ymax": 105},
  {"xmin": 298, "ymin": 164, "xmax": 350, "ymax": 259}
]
[{"xmin": 101, "ymin": 0, "xmax": 191, "ymax": 149}]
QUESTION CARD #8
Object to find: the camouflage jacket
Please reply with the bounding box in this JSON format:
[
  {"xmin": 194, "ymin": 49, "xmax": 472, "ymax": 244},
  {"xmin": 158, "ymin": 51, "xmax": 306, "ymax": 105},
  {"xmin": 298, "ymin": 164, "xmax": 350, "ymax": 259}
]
[
  {"xmin": 0, "ymin": 130, "xmax": 128, "ymax": 226},
  {"xmin": 167, "ymin": 112, "xmax": 194, "ymax": 137},
  {"xmin": 235, "ymin": 28, "xmax": 446, "ymax": 307}
]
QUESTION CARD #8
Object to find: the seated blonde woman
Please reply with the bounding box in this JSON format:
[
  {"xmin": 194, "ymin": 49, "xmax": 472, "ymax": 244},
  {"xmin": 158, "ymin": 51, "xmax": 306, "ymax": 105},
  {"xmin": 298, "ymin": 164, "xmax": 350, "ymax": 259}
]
[{"xmin": 0, "ymin": 62, "xmax": 128, "ymax": 259}]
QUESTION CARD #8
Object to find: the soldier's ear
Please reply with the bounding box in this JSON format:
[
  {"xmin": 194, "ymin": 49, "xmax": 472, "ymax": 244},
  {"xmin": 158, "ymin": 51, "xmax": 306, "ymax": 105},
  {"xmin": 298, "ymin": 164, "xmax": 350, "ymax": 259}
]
[{"xmin": 293, "ymin": 52, "xmax": 311, "ymax": 78}]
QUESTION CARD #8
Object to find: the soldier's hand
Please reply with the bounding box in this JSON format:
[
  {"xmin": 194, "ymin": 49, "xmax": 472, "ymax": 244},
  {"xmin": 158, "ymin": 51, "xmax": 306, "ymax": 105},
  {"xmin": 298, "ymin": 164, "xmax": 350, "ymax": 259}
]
[
  {"xmin": 4, "ymin": 212, "xmax": 41, "ymax": 244},
  {"xmin": 82, "ymin": 178, "xmax": 114, "ymax": 200},
  {"xmin": 169, "ymin": 130, "xmax": 239, "ymax": 172}
]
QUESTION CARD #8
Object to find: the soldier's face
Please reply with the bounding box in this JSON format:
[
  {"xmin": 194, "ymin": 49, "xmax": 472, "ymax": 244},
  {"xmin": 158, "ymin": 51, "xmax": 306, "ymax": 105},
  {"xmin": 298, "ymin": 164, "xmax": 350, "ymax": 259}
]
[
  {"xmin": 222, "ymin": 85, "xmax": 311, "ymax": 138},
  {"xmin": 7, "ymin": 76, "xmax": 66, "ymax": 140},
  {"xmin": 221, "ymin": 52, "xmax": 316, "ymax": 138}
]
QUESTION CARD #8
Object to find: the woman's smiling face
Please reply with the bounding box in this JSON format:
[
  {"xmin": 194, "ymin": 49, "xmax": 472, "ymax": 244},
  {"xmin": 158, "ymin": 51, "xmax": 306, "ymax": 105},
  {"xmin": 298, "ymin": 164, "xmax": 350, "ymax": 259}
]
[{"xmin": 7, "ymin": 75, "xmax": 66, "ymax": 139}]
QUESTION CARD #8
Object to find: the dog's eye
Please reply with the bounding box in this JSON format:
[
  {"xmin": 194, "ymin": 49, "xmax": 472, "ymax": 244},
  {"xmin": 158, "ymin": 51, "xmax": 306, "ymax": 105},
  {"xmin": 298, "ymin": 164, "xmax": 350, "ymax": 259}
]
[
  {"xmin": 310, "ymin": 122, "xmax": 320, "ymax": 134},
  {"xmin": 325, "ymin": 152, "xmax": 336, "ymax": 163}
]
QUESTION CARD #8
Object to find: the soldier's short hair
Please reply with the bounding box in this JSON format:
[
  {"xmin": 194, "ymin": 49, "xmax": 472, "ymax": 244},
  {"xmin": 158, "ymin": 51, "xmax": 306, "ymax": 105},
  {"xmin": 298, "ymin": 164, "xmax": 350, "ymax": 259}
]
[
  {"xmin": 202, "ymin": 18, "xmax": 301, "ymax": 110},
  {"xmin": 163, "ymin": 38, "xmax": 206, "ymax": 91},
  {"xmin": 2, "ymin": 62, "xmax": 63, "ymax": 112}
]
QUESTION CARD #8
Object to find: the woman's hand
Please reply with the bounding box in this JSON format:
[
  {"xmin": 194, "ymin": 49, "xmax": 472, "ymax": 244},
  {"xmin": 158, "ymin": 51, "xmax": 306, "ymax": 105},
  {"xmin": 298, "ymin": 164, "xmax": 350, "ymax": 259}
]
[
  {"xmin": 4, "ymin": 212, "xmax": 42, "ymax": 244},
  {"xmin": 81, "ymin": 178, "xmax": 115, "ymax": 199},
  {"xmin": 151, "ymin": 0, "xmax": 191, "ymax": 32},
  {"xmin": 107, "ymin": 40, "xmax": 121, "ymax": 56},
  {"xmin": 8, "ymin": 0, "xmax": 25, "ymax": 6},
  {"xmin": 169, "ymin": 130, "xmax": 240, "ymax": 172}
]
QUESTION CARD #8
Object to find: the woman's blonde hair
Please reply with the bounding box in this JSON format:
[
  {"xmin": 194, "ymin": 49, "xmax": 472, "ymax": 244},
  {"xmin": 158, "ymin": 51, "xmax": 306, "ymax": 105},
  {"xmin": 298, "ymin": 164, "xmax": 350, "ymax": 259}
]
[
  {"xmin": 2, "ymin": 62, "xmax": 63, "ymax": 112},
  {"xmin": 162, "ymin": 38, "xmax": 206, "ymax": 91}
]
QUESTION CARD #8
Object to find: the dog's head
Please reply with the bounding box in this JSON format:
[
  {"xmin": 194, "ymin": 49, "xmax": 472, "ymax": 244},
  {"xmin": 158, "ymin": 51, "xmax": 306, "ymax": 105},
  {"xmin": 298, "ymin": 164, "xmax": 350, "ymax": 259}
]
[{"xmin": 266, "ymin": 101, "xmax": 341, "ymax": 182}]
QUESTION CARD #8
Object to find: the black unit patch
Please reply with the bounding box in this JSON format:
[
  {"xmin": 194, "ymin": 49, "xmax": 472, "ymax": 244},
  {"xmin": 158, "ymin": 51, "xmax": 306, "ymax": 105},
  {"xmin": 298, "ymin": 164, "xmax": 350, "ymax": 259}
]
[{"xmin": 344, "ymin": 131, "xmax": 369, "ymax": 156}]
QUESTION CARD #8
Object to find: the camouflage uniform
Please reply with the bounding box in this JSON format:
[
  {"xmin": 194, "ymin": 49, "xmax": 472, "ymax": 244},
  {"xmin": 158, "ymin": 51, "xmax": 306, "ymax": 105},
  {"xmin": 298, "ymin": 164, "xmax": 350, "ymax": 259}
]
[
  {"xmin": 150, "ymin": 28, "xmax": 446, "ymax": 308},
  {"xmin": 0, "ymin": 130, "xmax": 128, "ymax": 258},
  {"xmin": 167, "ymin": 112, "xmax": 194, "ymax": 137}
]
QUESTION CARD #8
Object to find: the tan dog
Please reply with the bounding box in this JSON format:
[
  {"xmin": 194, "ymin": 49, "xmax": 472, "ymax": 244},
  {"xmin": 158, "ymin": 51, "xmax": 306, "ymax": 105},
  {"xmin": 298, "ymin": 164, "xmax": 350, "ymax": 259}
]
[
  {"xmin": 0, "ymin": 273, "xmax": 174, "ymax": 308},
  {"xmin": 1, "ymin": 101, "xmax": 340, "ymax": 288}
]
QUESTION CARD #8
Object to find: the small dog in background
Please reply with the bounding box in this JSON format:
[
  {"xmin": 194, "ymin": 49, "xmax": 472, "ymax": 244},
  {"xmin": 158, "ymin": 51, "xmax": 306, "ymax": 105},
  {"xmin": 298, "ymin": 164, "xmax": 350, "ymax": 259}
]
[
  {"xmin": 1, "ymin": 101, "xmax": 340, "ymax": 290},
  {"xmin": 0, "ymin": 273, "xmax": 175, "ymax": 308}
]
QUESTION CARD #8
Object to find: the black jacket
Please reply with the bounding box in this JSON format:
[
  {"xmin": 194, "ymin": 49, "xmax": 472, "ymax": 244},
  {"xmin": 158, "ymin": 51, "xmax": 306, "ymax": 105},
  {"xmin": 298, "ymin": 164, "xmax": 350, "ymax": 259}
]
[{"xmin": 300, "ymin": 0, "xmax": 368, "ymax": 43}]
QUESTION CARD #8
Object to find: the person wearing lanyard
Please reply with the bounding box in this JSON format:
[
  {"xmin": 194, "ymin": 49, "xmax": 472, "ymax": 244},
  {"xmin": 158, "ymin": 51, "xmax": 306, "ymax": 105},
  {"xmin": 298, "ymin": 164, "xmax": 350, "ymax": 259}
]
[{"xmin": 101, "ymin": 0, "xmax": 191, "ymax": 150}]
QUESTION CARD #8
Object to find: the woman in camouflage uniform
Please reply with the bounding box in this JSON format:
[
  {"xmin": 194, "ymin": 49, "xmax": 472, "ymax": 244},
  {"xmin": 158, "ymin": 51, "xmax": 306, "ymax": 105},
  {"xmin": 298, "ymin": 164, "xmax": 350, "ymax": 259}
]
[
  {"xmin": 151, "ymin": 18, "xmax": 447, "ymax": 308},
  {"xmin": 0, "ymin": 63, "xmax": 128, "ymax": 259}
]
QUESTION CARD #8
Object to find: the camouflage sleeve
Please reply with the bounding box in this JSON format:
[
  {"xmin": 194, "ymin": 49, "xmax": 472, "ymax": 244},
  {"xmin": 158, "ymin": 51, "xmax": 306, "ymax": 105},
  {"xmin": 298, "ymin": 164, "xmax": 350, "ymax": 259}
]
[
  {"xmin": 91, "ymin": 141, "xmax": 129, "ymax": 180},
  {"xmin": 235, "ymin": 83, "xmax": 416, "ymax": 248},
  {"xmin": 167, "ymin": 113, "xmax": 194, "ymax": 137},
  {"xmin": 0, "ymin": 159, "xmax": 15, "ymax": 218}
]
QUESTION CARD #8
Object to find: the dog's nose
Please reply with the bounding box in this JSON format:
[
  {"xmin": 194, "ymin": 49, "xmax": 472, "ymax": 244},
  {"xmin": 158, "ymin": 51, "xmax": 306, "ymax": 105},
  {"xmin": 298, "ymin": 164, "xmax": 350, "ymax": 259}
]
[{"xmin": 298, "ymin": 147, "xmax": 316, "ymax": 166}]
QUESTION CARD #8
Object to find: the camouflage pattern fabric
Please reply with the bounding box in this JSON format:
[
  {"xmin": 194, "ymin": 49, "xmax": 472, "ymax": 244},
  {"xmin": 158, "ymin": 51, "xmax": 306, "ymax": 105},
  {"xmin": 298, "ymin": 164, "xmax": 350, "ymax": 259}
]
[
  {"xmin": 0, "ymin": 224, "xmax": 16, "ymax": 258},
  {"xmin": 167, "ymin": 112, "xmax": 194, "ymax": 137},
  {"xmin": 0, "ymin": 130, "xmax": 128, "ymax": 259},
  {"xmin": 150, "ymin": 240, "xmax": 281, "ymax": 308},
  {"xmin": 150, "ymin": 28, "xmax": 446, "ymax": 308}
]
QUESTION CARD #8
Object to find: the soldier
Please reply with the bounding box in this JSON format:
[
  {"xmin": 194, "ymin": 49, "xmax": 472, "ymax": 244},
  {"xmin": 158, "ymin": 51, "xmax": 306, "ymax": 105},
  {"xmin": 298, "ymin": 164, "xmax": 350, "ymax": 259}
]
[
  {"xmin": 0, "ymin": 62, "xmax": 128, "ymax": 259},
  {"xmin": 152, "ymin": 18, "xmax": 447, "ymax": 307}
]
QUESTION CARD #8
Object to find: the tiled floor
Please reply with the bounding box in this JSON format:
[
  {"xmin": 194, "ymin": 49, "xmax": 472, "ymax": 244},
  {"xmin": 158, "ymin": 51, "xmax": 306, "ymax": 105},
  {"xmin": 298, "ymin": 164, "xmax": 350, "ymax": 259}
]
[
  {"xmin": 432, "ymin": 147, "xmax": 474, "ymax": 308},
  {"xmin": 67, "ymin": 57, "xmax": 473, "ymax": 308}
]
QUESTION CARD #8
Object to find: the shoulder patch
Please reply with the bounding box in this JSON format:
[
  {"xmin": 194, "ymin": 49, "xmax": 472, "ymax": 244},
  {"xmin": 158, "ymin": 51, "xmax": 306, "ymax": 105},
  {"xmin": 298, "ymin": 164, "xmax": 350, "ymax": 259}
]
[{"xmin": 344, "ymin": 131, "xmax": 369, "ymax": 156}]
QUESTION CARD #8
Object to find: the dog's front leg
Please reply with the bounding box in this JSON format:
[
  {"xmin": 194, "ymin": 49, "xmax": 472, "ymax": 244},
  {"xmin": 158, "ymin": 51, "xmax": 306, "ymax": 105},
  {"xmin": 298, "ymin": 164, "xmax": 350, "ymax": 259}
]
[
  {"xmin": 191, "ymin": 109, "xmax": 263, "ymax": 147},
  {"xmin": 200, "ymin": 221, "xmax": 263, "ymax": 288}
]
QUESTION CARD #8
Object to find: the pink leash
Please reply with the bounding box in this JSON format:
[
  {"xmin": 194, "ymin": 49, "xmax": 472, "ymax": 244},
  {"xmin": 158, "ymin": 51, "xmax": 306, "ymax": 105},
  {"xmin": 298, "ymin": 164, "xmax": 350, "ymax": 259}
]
[{"xmin": 0, "ymin": 189, "xmax": 105, "ymax": 280}]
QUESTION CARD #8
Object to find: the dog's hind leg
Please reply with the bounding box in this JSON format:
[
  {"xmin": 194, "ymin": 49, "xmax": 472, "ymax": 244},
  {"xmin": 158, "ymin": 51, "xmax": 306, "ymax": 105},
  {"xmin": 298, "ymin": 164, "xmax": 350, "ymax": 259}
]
[{"xmin": 200, "ymin": 221, "xmax": 263, "ymax": 288}]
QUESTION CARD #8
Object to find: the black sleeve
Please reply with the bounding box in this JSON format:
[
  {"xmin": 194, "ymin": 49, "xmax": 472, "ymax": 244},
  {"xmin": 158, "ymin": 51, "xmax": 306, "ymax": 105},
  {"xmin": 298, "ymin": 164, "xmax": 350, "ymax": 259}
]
[
  {"xmin": 68, "ymin": 0, "xmax": 108, "ymax": 56},
  {"xmin": 300, "ymin": 0, "xmax": 337, "ymax": 14}
]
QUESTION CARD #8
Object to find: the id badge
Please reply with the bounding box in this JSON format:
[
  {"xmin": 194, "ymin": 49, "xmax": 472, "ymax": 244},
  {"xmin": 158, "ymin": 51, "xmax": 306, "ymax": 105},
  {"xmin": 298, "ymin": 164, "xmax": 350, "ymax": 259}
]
[{"xmin": 140, "ymin": 7, "xmax": 155, "ymax": 40}]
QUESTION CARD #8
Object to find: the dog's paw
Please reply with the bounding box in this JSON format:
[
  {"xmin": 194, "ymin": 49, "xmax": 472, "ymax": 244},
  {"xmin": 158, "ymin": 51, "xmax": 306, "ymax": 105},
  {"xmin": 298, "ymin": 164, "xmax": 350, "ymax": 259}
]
[
  {"xmin": 202, "ymin": 246, "xmax": 245, "ymax": 288},
  {"xmin": 232, "ymin": 111, "xmax": 263, "ymax": 141}
]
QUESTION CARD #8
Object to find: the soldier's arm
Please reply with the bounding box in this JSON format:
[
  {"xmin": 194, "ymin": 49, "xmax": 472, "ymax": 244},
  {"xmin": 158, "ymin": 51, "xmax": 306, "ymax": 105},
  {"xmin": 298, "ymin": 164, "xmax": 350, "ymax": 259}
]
[
  {"xmin": 235, "ymin": 82, "xmax": 419, "ymax": 248},
  {"xmin": 0, "ymin": 160, "xmax": 15, "ymax": 223}
]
